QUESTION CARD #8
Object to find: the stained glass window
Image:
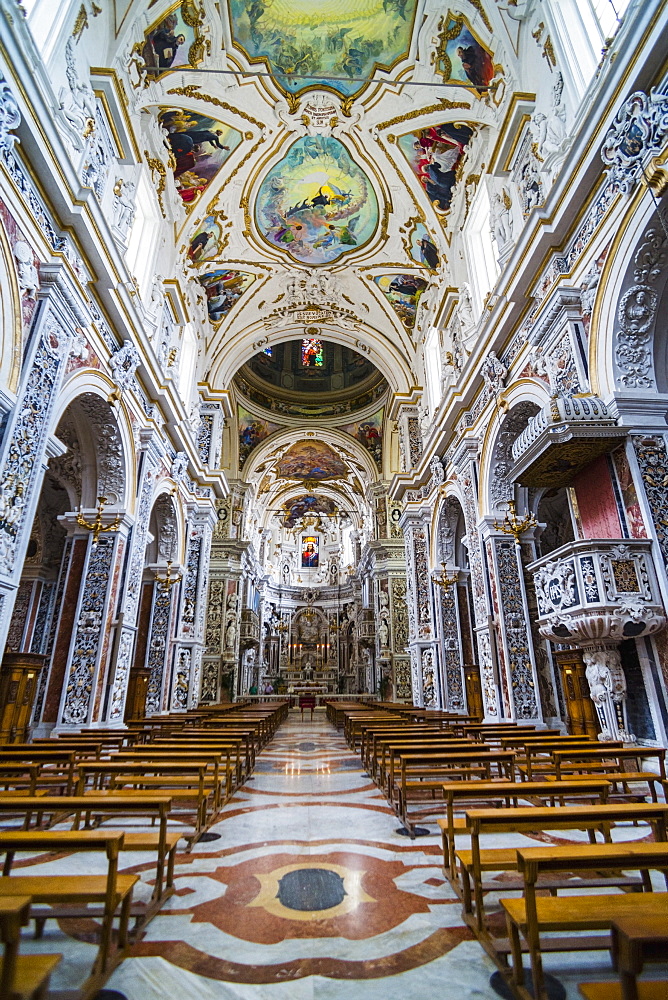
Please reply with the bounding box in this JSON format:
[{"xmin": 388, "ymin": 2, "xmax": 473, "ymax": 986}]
[
  {"xmin": 263, "ymin": 346, "xmax": 272, "ymax": 356},
  {"xmin": 301, "ymin": 338, "xmax": 323, "ymax": 367}
]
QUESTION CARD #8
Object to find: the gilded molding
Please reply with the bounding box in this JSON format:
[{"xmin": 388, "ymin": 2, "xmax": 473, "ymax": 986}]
[{"xmin": 166, "ymin": 85, "xmax": 265, "ymax": 130}]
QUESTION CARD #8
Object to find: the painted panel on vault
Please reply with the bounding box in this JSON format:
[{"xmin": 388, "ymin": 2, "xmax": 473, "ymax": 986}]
[
  {"xmin": 238, "ymin": 406, "xmax": 283, "ymax": 468},
  {"xmin": 397, "ymin": 123, "xmax": 474, "ymax": 214},
  {"xmin": 374, "ymin": 274, "xmax": 427, "ymax": 328},
  {"xmin": 340, "ymin": 409, "xmax": 383, "ymax": 470},
  {"xmin": 199, "ymin": 270, "xmax": 256, "ymax": 324},
  {"xmin": 277, "ymin": 441, "xmax": 347, "ymax": 480},
  {"xmin": 227, "ymin": 0, "xmax": 418, "ymax": 98},
  {"xmin": 160, "ymin": 108, "xmax": 242, "ymax": 206},
  {"xmin": 255, "ymin": 136, "xmax": 378, "ymax": 265}
]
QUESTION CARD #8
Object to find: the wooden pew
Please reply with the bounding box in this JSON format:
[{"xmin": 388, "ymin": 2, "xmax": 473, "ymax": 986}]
[
  {"xmin": 551, "ymin": 746, "xmax": 666, "ymax": 800},
  {"xmin": 76, "ymin": 761, "xmax": 216, "ymax": 846},
  {"xmin": 0, "ymin": 895, "xmax": 61, "ymax": 1000},
  {"xmin": 150, "ymin": 737, "xmax": 247, "ymax": 785},
  {"xmin": 0, "ymin": 830, "xmax": 138, "ymax": 999},
  {"xmin": 437, "ymin": 778, "xmax": 612, "ymax": 880},
  {"xmin": 503, "ymin": 843, "xmax": 668, "ymax": 1000},
  {"xmin": 395, "ymin": 750, "xmax": 516, "ymax": 835},
  {"xmin": 111, "ymin": 749, "xmax": 235, "ymax": 808},
  {"xmin": 0, "ymin": 795, "xmax": 177, "ymax": 924},
  {"xmin": 459, "ymin": 803, "xmax": 668, "ymax": 943},
  {"xmin": 0, "ymin": 751, "xmax": 78, "ymax": 795},
  {"xmin": 380, "ymin": 740, "xmax": 483, "ymax": 799},
  {"xmin": 579, "ymin": 914, "xmax": 668, "ymax": 1000},
  {"xmin": 0, "ymin": 766, "xmax": 41, "ymax": 799}
]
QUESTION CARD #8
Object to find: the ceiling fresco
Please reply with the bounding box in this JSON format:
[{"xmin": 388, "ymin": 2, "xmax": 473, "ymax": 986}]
[
  {"xmin": 141, "ymin": 2, "xmax": 209, "ymax": 78},
  {"xmin": 374, "ymin": 274, "xmax": 428, "ymax": 328},
  {"xmin": 280, "ymin": 495, "xmax": 339, "ymax": 529},
  {"xmin": 433, "ymin": 14, "xmax": 495, "ymax": 91},
  {"xmin": 160, "ymin": 108, "xmax": 242, "ymax": 205},
  {"xmin": 199, "ymin": 269, "xmax": 256, "ymax": 324},
  {"xmin": 226, "ymin": 0, "xmax": 419, "ymax": 98},
  {"xmin": 238, "ymin": 405, "xmax": 284, "ymax": 468},
  {"xmin": 254, "ymin": 136, "xmax": 379, "ymax": 265},
  {"xmin": 188, "ymin": 214, "xmax": 229, "ymax": 263},
  {"xmin": 277, "ymin": 440, "xmax": 348, "ymax": 481},
  {"xmin": 339, "ymin": 409, "xmax": 383, "ymax": 470},
  {"xmin": 397, "ymin": 122, "xmax": 475, "ymax": 214},
  {"xmin": 122, "ymin": 0, "xmax": 503, "ymax": 440}
]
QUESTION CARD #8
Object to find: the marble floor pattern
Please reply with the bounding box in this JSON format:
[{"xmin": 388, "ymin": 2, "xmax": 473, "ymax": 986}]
[{"xmin": 12, "ymin": 712, "xmax": 667, "ymax": 999}]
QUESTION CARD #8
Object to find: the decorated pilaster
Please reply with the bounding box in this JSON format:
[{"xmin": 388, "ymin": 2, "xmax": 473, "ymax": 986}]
[
  {"xmin": 170, "ymin": 505, "xmax": 215, "ymax": 710},
  {"xmin": 455, "ymin": 442, "xmax": 501, "ymax": 719},
  {"xmin": 0, "ymin": 267, "xmax": 76, "ymax": 651},
  {"xmin": 105, "ymin": 428, "xmax": 163, "ymax": 724},
  {"xmin": 400, "ymin": 508, "xmax": 441, "ymax": 707},
  {"xmin": 482, "ymin": 522, "xmax": 543, "ymax": 724},
  {"xmin": 145, "ymin": 573, "xmax": 178, "ymax": 715},
  {"xmin": 56, "ymin": 516, "xmax": 130, "ymax": 729}
]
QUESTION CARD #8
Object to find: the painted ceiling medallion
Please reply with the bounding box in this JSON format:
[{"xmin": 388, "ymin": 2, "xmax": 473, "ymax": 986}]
[
  {"xmin": 227, "ymin": 0, "xmax": 418, "ymax": 99},
  {"xmin": 255, "ymin": 136, "xmax": 379, "ymax": 265},
  {"xmin": 277, "ymin": 440, "xmax": 347, "ymax": 481}
]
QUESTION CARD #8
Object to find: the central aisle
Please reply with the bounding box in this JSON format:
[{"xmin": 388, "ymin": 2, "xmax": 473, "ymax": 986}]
[
  {"xmin": 107, "ymin": 712, "xmax": 612, "ymax": 1000},
  {"xmin": 108, "ymin": 711, "xmax": 492, "ymax": 998}
]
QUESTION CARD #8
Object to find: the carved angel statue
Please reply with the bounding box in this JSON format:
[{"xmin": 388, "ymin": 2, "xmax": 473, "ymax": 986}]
[
  {"xmin": 62, "ymin": 37, "xmax": 97, "ymax": 132},
  {"xmin": 13, "ymin": 241, "xmax": 39, "ymax": 299},
  {"xmin": 532, "ymin": 73, "xmax": 568, "ymax": 160},
  {"xmin": 457, "ymin": 283, "xmax": 475, "ymax": 331},
  {"xmin": 580, "ymin": 261, "xmax": 601, "ymax": 317}
]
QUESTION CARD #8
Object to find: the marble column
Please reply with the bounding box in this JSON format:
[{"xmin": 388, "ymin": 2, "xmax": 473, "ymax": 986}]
[
  {"xmin": 145, "ymin": 575, "xmax": 177, "ymax": 715},
  {"xmin": 482, "ymin": 526, "xmax": 543, "ymax": 724},
  {"xmin": 170, "ymin": 507, "xmax": 215, "ymax": 710},
  {"xmin": 435, "ymin": 578, "xmax": 466, "ymax": 712},
  {"xmin": 105, "ymin": 429, "xmax": 163, "ymax": 724},
  {"xmin": 55, "ymin": 520, "xmax": 130, "ymax": 729}
]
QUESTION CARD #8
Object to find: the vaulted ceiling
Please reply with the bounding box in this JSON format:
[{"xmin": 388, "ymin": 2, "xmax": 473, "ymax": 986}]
[{"xmin": 125, "ymin": 0, "xmax": 502, "ymax": 400}]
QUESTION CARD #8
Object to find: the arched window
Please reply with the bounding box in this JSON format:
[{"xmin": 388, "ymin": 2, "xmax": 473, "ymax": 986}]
[{"xmin": 545, "ymin": 0, "xmax": 632, "ymax": 97}]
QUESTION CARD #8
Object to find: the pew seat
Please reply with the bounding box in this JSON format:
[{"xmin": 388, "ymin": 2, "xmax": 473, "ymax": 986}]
[
  {"xmin": 503, "ymin": 843, "xmax": 668, "ymax": 1000},
  {"xmin": 0, "ymin": 830, "xmax": 137, "ymax": 998},
  {"xmin": 0, "ymin": 895, "xmax": 61, "ymax": 1000}
]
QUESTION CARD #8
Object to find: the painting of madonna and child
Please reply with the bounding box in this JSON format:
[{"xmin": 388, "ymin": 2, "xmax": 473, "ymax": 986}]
[{"xmin": 159, "ymin": 108, "xmax": 242, "ymax": 205}]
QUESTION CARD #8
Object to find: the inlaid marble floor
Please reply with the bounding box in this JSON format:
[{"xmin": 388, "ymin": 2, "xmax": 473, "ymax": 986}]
[{"xmin": 15, "ymin": 713, "xmax": 665, "ymax": 999}]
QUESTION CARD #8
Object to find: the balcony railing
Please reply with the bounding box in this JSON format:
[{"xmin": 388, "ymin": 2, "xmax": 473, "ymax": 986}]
[{"xmin": 510, "ymin": 395, "xmax": 624, "ymax": 487}]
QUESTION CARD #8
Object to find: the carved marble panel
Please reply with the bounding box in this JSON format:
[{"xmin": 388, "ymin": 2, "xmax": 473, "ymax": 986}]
[{"xmin": 60, "ymin": 535, "xmax": 115, "ymax": 726}]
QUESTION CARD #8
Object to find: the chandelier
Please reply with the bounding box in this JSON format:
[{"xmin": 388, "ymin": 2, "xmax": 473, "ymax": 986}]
[{"xmin": 492, "ymin": 500, "xmax": 537, "ymax": 540}]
